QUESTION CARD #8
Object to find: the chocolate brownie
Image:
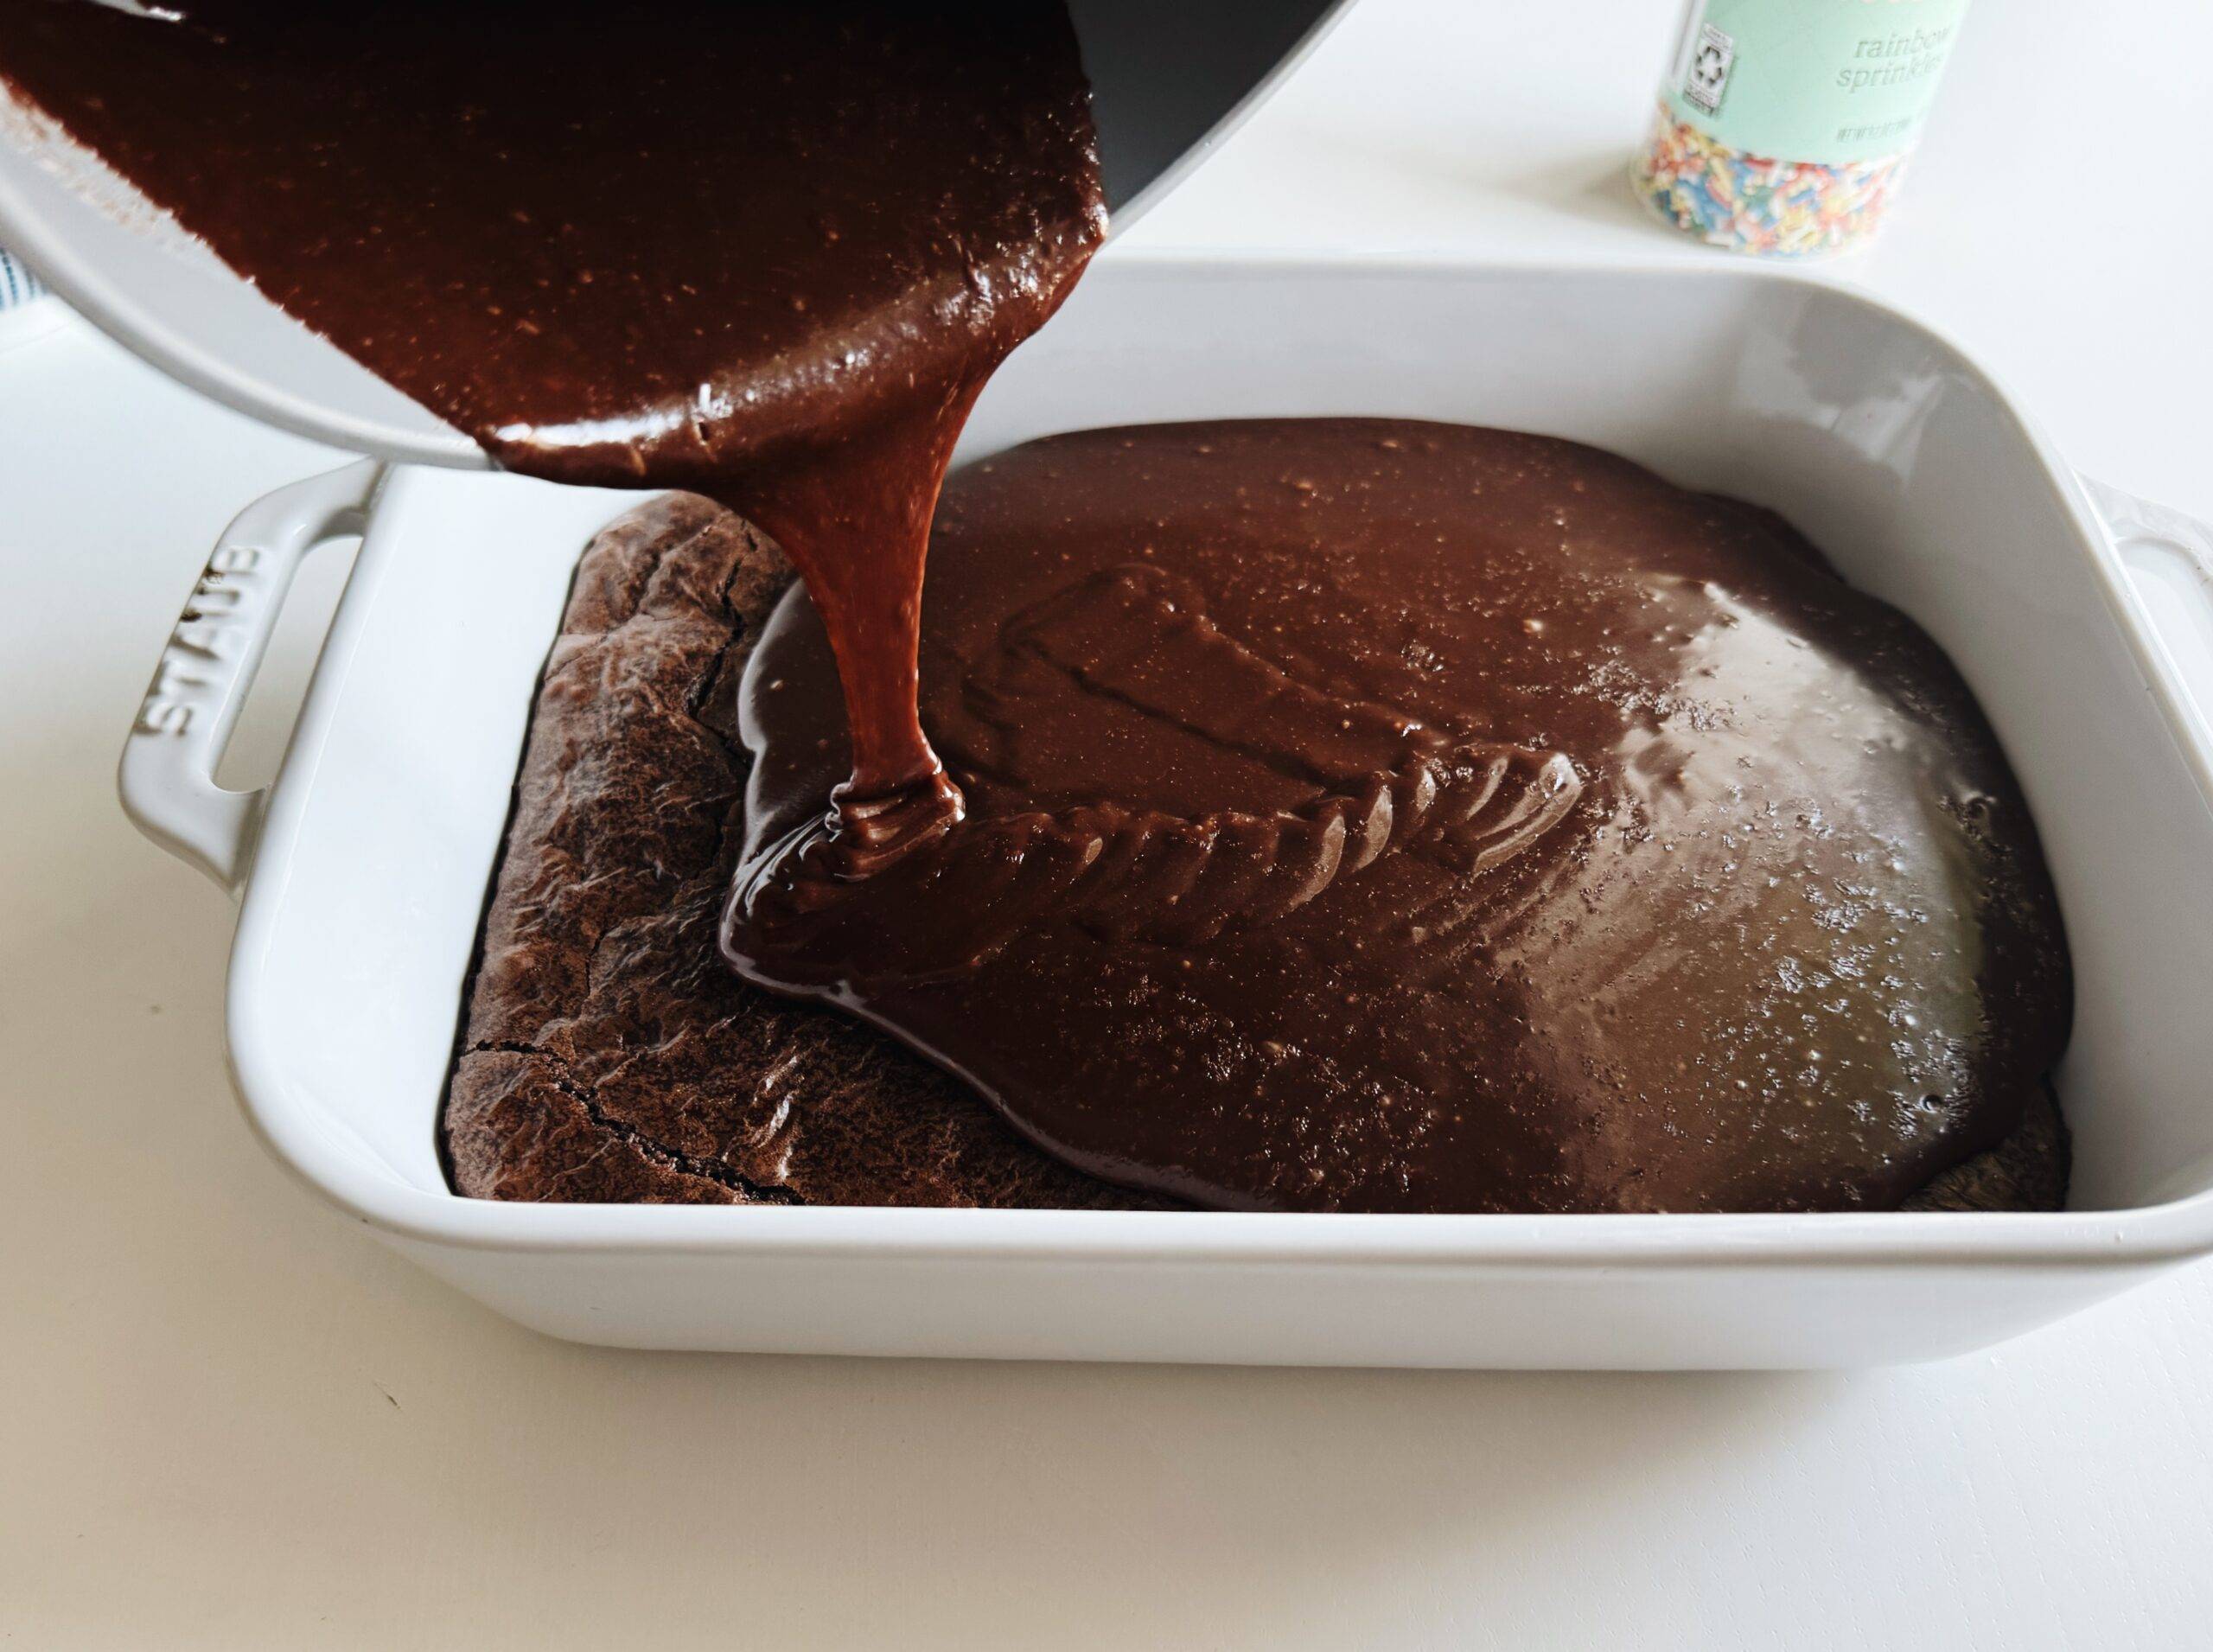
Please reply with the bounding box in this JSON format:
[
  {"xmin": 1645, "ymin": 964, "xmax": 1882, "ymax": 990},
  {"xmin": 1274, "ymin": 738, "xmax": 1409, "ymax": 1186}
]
[{"xmin": 442, "ymin": 494, "xmax": 2065, "ymax": 1210}]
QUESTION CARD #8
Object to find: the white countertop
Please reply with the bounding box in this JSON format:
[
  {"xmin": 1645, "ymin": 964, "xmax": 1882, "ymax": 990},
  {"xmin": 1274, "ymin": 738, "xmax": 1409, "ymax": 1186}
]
[{"xmin": 4, "ymin": 0, "xmax": 2210, "ymax": 1644}]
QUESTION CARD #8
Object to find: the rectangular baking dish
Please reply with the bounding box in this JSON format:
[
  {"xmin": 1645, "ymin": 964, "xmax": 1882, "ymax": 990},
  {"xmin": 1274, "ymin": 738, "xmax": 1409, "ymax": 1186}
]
[{"xmin": 119, "ymin": 256, "xmax": 2213, "ymax": 1368}]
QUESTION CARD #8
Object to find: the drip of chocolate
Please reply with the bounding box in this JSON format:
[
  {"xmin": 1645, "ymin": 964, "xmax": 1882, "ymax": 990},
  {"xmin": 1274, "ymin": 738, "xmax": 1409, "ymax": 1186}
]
[
  {"xmin": 723, "ymin": 421, "xmax": 2070, "ymax": 1212},
  {"xmin": 0, "ymin": 0, "xmax": 1105, "ymax": 820}
]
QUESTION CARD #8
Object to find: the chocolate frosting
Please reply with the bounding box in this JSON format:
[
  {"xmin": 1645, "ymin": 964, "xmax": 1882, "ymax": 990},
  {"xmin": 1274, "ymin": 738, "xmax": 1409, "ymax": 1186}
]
[
  {"xmin": 723, "ymin": 420, "xmax": 2071, "ymax": 1212},
  {"xmin": 1, "ymin": 0, "xmax": 1105, "ymax": 807}
]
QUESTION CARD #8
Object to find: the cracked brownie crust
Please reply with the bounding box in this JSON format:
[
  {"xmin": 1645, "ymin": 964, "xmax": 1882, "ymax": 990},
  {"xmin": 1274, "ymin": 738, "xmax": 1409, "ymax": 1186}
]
[{"xmin": 443, "ymin": 493, "xmax": 2064, "ymax": 1212}]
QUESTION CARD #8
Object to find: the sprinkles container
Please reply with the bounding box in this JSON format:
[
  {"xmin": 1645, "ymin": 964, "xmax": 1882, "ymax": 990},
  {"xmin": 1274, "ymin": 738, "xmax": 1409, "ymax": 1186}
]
[{"xmin": 1633, "ymin": 0, "xmax": 1972, "ymax": 257}]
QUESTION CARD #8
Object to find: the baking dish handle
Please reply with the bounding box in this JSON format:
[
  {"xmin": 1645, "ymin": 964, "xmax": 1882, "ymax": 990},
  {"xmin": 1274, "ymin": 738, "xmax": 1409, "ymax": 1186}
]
[
  {"xmin": 118, "ymin": 460, "xmax": 385, "ymax": 893},
  {"xmin": 2087, "ymin": 477, "xmax": 2213, "ymax": 751}
]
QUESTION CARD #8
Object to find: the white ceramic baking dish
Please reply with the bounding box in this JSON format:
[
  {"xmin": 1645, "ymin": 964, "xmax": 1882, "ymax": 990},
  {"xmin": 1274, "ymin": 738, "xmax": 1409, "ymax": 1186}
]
[{"xmin": 120, "ymin": 256, "xmax": 2213, "ymax": 1368}]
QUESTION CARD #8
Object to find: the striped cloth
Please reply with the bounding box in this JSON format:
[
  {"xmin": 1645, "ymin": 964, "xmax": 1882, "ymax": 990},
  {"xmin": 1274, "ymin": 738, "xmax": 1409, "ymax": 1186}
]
[{"xmin": 1, "ymin": 248, "xmax": 48, "ymax": 309}]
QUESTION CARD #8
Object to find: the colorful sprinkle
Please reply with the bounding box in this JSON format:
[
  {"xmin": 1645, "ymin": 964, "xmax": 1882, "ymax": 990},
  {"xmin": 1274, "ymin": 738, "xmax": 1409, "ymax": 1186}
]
[{"xmin": 1630, "ymin": 102, "xmax": 1910, "ymax": 259}]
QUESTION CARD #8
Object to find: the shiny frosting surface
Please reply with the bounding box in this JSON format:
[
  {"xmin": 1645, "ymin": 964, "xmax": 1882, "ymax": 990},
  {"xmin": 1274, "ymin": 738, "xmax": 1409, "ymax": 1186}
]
[{"xmin": 724, "ymin": 420, "xmax": 2070, "ymax": 1212}]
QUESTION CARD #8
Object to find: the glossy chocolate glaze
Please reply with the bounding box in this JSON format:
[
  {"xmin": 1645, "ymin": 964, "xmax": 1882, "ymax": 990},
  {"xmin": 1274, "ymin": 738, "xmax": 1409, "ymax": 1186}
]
[
  {"xmin": 0, "ymin": 0, "xmax": 1105, "ymax": 804},
  {"xmin": 724, "ymin": 420, "xmax": 2070, "ymax": 1212}
]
